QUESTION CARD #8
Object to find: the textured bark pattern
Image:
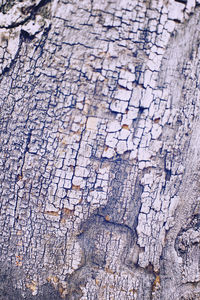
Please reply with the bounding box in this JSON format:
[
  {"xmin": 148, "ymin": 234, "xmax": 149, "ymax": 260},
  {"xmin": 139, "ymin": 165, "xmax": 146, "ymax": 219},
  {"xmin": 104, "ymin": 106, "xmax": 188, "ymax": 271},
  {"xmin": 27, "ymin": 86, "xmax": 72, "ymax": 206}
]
[{"xmin": 0, "ymin": 0, "xmax": 200, "ymax": 299}]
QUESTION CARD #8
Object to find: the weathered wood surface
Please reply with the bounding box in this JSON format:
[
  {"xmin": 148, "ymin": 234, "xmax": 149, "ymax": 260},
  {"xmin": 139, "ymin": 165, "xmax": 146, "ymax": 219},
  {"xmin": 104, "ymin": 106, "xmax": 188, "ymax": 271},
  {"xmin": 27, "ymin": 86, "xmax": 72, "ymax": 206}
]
[{"xmin": 0, "ymin": 0, "xmax": 200, "ymax": 299}]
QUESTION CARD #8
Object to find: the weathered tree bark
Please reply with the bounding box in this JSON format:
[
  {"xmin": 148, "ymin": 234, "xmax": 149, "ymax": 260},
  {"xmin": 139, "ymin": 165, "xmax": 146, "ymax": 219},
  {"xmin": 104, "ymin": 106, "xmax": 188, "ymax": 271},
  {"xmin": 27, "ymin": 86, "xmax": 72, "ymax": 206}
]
[{"xmin": 0, "ymin": 0, "xmax": 200, "ymax": 299}]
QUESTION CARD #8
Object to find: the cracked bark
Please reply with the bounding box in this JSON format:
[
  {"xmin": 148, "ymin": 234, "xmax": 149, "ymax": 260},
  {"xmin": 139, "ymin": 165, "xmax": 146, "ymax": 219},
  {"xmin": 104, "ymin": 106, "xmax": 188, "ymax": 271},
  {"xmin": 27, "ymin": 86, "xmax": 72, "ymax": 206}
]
[{"xmin": 0, "ymin": 0, "xmax": 200, "ymax": 299}]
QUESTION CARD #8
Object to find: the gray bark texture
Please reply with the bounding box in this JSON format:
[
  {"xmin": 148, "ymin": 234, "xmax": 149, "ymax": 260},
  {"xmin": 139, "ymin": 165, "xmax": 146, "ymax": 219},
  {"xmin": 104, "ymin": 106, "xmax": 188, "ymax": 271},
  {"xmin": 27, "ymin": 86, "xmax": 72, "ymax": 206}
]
[{"xmin": 0, "ymin": 0, "xmax": 200, "ymax": 299}]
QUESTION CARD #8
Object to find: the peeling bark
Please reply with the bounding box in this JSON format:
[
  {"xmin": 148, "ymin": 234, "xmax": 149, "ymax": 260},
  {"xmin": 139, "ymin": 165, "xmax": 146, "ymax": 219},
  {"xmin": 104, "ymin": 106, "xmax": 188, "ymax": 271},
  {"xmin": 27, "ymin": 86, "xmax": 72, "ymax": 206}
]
[{"xmin": 0, "ymin": 0, "xmax": 200, "ymax": 299}]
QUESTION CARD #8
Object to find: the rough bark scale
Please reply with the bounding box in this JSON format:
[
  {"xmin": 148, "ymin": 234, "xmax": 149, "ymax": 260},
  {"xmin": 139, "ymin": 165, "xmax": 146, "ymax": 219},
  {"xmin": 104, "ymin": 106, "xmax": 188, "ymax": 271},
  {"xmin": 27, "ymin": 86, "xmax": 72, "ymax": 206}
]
[{"xmin": 0, "ymin": 0, "xmax": 200, "ymax": 299}]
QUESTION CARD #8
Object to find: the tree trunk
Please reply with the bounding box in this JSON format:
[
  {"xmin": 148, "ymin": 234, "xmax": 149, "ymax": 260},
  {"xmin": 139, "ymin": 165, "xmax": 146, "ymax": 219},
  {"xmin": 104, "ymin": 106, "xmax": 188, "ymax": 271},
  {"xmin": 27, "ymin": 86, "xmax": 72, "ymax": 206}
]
[{"xmin": 0, "ymin": 0, "xmax": 200, "ymax": 299}]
